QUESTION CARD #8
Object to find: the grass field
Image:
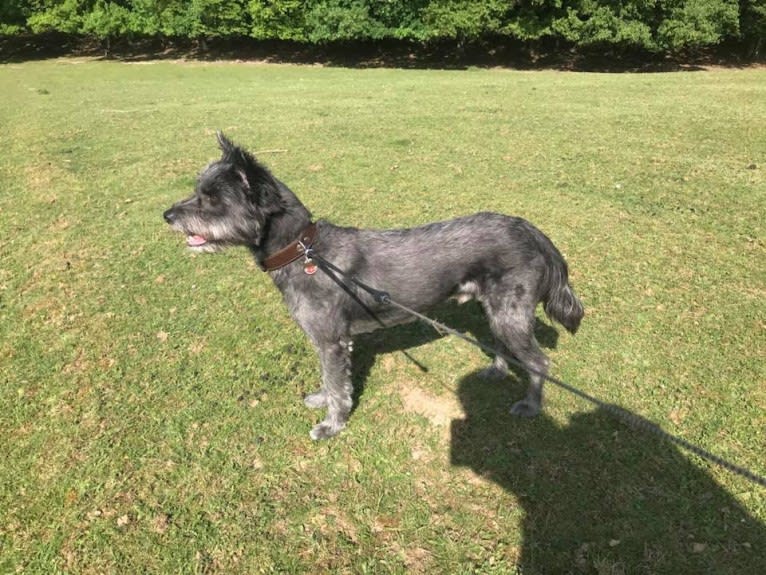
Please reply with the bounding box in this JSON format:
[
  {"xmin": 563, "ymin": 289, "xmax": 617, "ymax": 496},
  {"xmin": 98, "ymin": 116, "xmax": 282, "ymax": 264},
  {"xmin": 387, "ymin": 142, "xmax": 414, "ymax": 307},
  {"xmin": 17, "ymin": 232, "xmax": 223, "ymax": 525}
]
[{"xmin": 1, "ymin": 57, "xmax": 765, "ymax": 574}]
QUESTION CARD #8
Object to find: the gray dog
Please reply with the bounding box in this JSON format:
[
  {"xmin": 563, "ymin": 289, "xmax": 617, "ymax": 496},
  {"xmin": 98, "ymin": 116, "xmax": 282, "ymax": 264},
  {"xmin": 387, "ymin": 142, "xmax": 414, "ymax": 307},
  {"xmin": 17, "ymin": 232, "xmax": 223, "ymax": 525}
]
[{"xmin": 164, "ymin": 133, "xmax": 584, "ymax": 440}]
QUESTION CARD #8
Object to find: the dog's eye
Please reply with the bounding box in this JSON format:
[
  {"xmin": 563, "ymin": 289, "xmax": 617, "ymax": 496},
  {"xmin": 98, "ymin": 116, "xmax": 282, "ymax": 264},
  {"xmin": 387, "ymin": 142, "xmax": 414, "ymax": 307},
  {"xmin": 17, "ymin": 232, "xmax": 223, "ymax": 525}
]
[{"xmin": 198, "ymin": 190, "xmax": 220, "ymax": 206}]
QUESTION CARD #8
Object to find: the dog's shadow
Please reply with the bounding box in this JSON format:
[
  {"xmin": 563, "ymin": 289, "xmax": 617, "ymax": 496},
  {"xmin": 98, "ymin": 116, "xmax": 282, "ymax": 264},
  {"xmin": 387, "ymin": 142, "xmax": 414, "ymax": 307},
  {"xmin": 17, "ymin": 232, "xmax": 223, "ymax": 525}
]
[
  {"xmin": 350, "ymin": 301, "xmax": 559, "ymax": 409},
  {"xmin": 450, "ymin": 369, "xmax": 766, "ymax": 573}
]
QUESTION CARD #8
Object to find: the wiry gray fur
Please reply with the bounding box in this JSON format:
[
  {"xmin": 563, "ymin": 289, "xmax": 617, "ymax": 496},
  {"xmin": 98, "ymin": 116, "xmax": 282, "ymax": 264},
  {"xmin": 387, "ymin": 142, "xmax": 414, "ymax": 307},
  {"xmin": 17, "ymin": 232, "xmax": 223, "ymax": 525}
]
[{"xmin": 164, "ymin": 133, "xmax": 584, "ymax": 440}]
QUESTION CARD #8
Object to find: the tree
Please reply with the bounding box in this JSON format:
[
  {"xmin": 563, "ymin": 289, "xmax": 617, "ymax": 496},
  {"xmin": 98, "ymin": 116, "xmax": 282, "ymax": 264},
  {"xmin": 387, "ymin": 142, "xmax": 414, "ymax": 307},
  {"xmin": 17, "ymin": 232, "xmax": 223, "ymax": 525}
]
[
  {"xmin": 549, "ymin": 1, "xmax": 656, "ymax": 50},
  {"xmin": 657, "ymin": 0, "xmax": 740, "ymax": 50},
  {"xmin": 81, "ymin": 1, "xmax": 132, "ymax": 53},
  {"xmin": 157, "ymin": 0, "xmax": 250, "ymax": 49},
  {"xmin": 249, "ymin": 0, "xmax": 308, "ymax": 41},
  {"xmin": 26, "ymin": 0, "xmax": 91, "ymax": 34},
  {"xmin": 739, "ymin": 0, "xmax": 765, "ymax": 55},
  {"xmin": 0, "ymin": 0, "xmax": 32, "ymax": 34},
  {"xmin": 420, "ymin": 0, "xmax": 510, "ymax": 41},
  {"xmin": 304, "ymin": 0, "xmax": 387, "ymax": 42},
  {"xmin": 1, "ymin": 0, "xmax": 760, "ymax": 55}
]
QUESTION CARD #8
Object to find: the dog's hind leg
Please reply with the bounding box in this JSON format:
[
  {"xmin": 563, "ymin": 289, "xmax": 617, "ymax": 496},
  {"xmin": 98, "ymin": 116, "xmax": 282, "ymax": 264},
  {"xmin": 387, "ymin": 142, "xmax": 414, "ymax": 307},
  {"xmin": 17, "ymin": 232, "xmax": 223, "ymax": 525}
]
[
  {"xmin": 309, "ymin": 338, "xmax": 354, "ymax": 440},
  {"xmin": 506, "ymin": 332, "xmax": 549, "ymax": 418},
  {"xmin": 483, "ymin": 284, "xmax": 550, "ymax": 417},
  {"xmin": 478, "ymin": 337, "xmax": 512, "ymax": 380}
]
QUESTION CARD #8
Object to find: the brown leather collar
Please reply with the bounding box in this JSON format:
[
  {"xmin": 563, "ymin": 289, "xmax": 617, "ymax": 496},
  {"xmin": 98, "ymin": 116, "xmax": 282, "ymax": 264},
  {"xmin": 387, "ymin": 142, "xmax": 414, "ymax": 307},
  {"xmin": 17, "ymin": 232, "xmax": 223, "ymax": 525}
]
[{"xmin": 260, "ymin": 223, "xmax": 318, "ymax": 272}]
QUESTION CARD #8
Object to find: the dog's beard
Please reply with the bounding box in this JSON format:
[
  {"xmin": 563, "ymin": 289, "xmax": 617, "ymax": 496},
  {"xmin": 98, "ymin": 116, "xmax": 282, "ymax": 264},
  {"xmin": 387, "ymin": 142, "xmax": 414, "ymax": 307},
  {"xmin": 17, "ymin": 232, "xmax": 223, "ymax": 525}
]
[{"xmin": 169, "ymin": 216, "xmax": 239, "ymax": 253}]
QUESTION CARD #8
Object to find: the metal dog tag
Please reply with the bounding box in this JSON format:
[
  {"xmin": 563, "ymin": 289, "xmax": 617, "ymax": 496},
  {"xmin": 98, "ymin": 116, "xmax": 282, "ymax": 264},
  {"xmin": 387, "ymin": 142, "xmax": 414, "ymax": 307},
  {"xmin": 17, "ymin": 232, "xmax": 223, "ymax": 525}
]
[{"xmin": 304, "ymin": 260, "xmax": 318, "ymax": 275}]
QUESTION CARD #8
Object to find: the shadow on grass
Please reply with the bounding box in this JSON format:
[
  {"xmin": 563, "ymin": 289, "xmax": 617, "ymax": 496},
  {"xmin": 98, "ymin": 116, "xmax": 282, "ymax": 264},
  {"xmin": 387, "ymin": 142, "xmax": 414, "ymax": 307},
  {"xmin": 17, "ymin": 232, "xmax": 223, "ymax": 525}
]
[
  {"xmin": 3, "ymin": 33, "xmax": 759, "ymax": 71},
  {"xmin": 451, "ymin": 369, "xmax": 766, "ymax": 573},
  {"xmin": 345, "ymin": 302, "xmax": 765, "ymax": 571},
  {"xmin": 349, "ymin": 301, "xmax": 558, "ymax": 410}
]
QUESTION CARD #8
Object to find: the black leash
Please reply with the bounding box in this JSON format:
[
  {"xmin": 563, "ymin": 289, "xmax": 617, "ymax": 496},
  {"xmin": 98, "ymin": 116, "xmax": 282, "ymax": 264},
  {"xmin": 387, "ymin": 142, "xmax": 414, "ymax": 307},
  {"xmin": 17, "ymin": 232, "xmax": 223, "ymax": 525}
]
[
  {"xmin": 307, "ymin": 252, "xmax": 388, "ymax": 327},
  {"xmin": 306, "ymin": 248, "xmax": 428, "ymax": 372},
  {"xmin": 304, "ymin": 248, "xmax": 766, "ymax": 489}
]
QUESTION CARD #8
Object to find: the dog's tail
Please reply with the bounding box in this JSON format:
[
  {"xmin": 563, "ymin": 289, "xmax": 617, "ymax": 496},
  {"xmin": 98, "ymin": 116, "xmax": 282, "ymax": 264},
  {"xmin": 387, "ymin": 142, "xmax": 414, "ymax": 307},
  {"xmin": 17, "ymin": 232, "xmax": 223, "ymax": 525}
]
[
  {"xmin": 544, "ymin": 266, "xmax": 583, "ymax": 334},
  {"xmin": 537, "ymin": 233, "xmax": 584, "ymax": 335}
]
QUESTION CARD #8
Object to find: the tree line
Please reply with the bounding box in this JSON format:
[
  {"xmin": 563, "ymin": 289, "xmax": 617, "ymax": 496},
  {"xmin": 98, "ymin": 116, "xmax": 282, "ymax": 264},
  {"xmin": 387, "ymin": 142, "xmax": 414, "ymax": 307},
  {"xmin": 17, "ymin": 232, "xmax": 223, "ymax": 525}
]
[{"xmin": 1, "ymin": 1, "xmax": 764, "ymax": 56}]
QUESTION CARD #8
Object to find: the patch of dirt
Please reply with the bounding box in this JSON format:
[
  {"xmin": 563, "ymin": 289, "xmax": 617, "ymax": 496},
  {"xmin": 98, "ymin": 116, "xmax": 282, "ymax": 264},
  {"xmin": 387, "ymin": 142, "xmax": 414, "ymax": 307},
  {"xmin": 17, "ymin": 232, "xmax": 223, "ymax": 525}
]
[
  {"xmin": 23, "ymin": 164, "xmax": 57, "ymax": 196},
  {"xmin": 397, "ymin": 382, "xmax": 464, "ymax": 430},
  {"xmin": 399, "ymin": 545, "xmax": 433, "ymax": 573},
  {"xmin": 311, "ymin": 506, "xmax": 360, "ymax": 545}
]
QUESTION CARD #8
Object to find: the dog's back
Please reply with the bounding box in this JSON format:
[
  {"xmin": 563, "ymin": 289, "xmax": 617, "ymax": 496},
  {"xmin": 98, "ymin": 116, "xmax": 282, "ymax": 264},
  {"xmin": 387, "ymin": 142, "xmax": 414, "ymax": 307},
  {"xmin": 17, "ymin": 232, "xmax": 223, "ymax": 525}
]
[{"xmin": 318, "ymin": 212, "xmax": 583, "ymax": 334}]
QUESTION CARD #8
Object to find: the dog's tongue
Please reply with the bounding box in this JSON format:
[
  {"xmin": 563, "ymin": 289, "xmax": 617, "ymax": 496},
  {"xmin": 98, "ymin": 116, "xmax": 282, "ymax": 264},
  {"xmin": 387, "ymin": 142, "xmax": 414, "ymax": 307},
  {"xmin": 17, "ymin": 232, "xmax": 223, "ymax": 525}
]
[{"xmin": 187, "ymin": 235, "xmax": 207, "ymax": 247}]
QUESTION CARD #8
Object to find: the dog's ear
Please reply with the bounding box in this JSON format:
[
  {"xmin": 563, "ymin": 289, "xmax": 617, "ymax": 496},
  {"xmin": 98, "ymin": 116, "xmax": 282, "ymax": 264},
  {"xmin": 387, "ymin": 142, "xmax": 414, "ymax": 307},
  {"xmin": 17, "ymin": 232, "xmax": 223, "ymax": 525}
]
[
  {"xmin": 216, "ymin": 130, "xmax": 231, "ymax": 152},
  {"xmin": 216, "ymin": 131, "xmax": 255, "ymax": 184},
  {"xmin": 216, "ymin": 131, "xmax": 243, "ymax": 162},
  {"xmin": 216, "ymin": 132, "xmax": 258, "ymax": 172},
  {"xmin": 215, "ymin": 132, "xmax": 284, "ymax": 211}
]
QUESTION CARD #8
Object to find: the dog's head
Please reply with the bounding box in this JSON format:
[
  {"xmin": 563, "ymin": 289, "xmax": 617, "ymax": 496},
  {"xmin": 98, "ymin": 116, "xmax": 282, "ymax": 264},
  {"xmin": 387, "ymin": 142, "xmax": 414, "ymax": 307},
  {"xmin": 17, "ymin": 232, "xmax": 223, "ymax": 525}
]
[{"xmin": 163, "ymin": 132, "xmax": 285, "ymax": 252}]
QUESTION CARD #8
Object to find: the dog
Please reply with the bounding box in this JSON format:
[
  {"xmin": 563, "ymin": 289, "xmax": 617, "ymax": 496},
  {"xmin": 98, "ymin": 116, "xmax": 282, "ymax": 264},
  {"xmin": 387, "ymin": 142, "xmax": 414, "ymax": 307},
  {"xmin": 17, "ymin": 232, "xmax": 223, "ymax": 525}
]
[{"xmin": 164, "ymin": 133, "xmax": 584, "ymax": 440}]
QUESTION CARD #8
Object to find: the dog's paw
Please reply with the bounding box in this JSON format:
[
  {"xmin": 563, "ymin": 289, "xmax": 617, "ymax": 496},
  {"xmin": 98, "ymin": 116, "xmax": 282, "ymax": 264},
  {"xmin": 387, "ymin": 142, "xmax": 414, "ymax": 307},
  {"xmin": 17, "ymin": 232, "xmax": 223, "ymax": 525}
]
[
  {"xmin": 303, "ymin": 389, "xmax": 328, "ymax": 409},
  {"xmin": 510, "ymin": 399, "xmax": 541, "ymax": 418},
  {"xmin": 309, "ymin": 420, "xmax": 345, "ymax": 441}
]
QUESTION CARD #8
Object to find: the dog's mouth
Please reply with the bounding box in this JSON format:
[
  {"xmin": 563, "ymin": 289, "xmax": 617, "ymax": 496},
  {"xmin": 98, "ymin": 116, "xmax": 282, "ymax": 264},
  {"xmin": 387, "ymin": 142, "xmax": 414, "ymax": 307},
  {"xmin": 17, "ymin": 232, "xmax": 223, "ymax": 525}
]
[
  {"xmin": 186, "ymin": 234, "xmax": 208, "ymax": 247},
  {"xmin": 183, "ymin": 234, "xmax": 225, "ymax": 253}
]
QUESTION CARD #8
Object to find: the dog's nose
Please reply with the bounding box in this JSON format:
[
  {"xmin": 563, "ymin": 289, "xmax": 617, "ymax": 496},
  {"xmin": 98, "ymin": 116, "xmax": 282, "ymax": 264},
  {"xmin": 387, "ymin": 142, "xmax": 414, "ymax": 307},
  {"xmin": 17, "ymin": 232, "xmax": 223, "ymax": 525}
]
[{"xmin": 163, "ymin": 209, "xmax": 176, "ymax": 224}]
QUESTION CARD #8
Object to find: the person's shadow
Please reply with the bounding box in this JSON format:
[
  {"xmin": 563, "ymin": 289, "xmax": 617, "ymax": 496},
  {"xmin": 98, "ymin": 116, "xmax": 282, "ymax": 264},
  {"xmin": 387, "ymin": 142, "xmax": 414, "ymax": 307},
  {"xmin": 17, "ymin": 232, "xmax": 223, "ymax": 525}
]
[{"xmin": 450, "ymin": 370, "xmax": 766, "ymax": 574}]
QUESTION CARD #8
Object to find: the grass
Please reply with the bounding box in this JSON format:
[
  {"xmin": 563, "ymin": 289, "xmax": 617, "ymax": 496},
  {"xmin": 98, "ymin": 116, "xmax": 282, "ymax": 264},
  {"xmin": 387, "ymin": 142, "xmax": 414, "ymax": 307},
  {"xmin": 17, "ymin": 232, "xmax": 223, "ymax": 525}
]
[{"xmin": 1, "ymin": 57, "xmax": 765, "ymax": 574}]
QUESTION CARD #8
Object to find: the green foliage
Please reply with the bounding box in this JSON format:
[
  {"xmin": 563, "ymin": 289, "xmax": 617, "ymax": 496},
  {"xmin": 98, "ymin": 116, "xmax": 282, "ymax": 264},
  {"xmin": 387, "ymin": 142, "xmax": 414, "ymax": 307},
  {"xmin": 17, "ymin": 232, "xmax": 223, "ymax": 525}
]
[
  {"xmin": 0, "ymin": 0, "xmax": 31, "ymax": 34},
  {"xmin": 420, "ymin": 0, "xmax": 509, "ymax": 40},
  {"xmin": 123, "ymin": 0, "xmax": 163, "ymax": 36},
  {"xmin": 26, "ymin": 0, "xmax": 89, "ymax": 34},
  {"xmin": 249, "ymin": 0, "xmax": 308, "ymax": 41},
  {"xmin": 81, "ymin": 1, "xmax": 131, "ymax": 39},
  {"xmin": 532, "ymin": 0, "xmax": 740, "ymax": 51},
  {"xmin": 248, "ymin": 1, "xmax": 429, "ymax": 43},
  {"xmin": 501, "ymin": 1, "xmax": 559, "ymax": 41},
  {"xmin": 550, "ymin": 1, "xmax": 656, "ymax": 49},
  {"xmin": 657, "ymin": 0, "xmax": 740, "ymax": 49},
  {"xmin": 160, "ymin": 0, "xmax": 250, "ymax": 39},
  {"xmin": 303, "ymin": 0, "xmax": 388, "ymax": 42},
  {"xmin": 366, "ymin": 0, "xmax": 429, "ymax": 39},
  {"xmin": 740, "ymin": 0, "xmax": 766, "ymax": 54},
  {"xmin": 0, "ymin": 0, "xmax": 762, "ymax": 54}
]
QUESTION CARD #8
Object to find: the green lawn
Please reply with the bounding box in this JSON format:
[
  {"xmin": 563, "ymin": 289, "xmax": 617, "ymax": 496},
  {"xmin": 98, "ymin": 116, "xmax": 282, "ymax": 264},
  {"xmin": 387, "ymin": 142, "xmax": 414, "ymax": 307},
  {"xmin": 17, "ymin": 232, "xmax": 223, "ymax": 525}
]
[{"xmin": 1, "ymin": 58, "xmax": 764, "ymax": 574}]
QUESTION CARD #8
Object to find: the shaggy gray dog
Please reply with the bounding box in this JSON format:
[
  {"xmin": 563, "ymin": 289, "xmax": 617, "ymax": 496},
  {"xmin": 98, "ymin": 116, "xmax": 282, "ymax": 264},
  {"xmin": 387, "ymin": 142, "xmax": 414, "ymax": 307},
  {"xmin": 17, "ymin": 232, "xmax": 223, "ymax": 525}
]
[{"xmin": 164, "ymin": 133, "xmax": 584, "ymax": 440}]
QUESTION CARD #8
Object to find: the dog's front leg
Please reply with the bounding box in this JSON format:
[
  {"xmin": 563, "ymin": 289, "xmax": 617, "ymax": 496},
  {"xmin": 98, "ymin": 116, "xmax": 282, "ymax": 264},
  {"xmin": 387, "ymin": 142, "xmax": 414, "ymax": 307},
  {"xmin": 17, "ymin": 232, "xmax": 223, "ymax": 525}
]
[{"xmin": 309, "ymin": 339, "xmax": 353, "ymax": 440}]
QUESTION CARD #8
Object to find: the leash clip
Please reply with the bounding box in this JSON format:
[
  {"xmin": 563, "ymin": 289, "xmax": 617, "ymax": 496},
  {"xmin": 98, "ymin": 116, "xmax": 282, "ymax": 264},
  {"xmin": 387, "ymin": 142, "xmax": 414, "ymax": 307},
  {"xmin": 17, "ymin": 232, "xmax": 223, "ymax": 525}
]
[{"xmin": 299, "ymin": 244, "xmax": 318, "ymax": 275}]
